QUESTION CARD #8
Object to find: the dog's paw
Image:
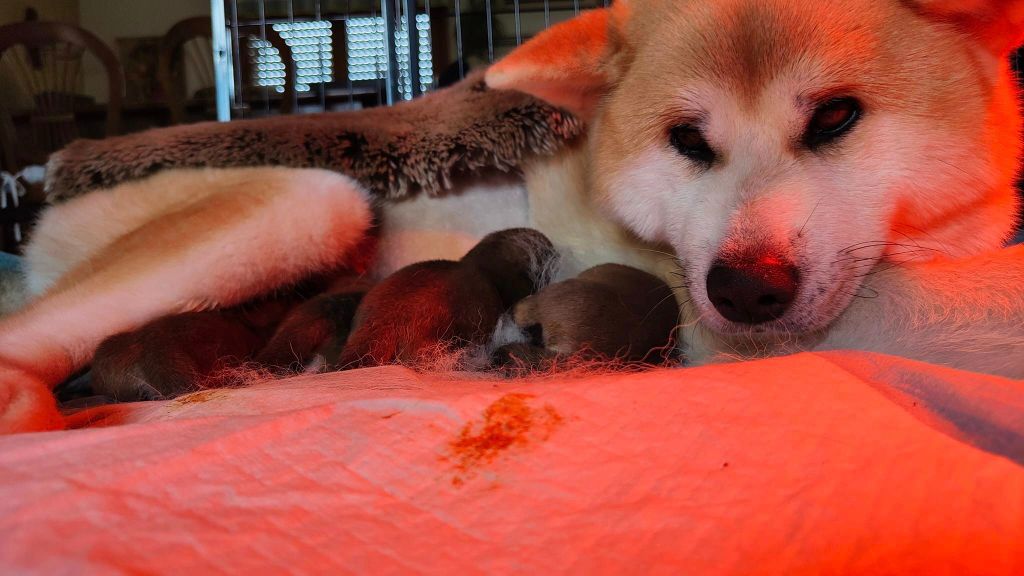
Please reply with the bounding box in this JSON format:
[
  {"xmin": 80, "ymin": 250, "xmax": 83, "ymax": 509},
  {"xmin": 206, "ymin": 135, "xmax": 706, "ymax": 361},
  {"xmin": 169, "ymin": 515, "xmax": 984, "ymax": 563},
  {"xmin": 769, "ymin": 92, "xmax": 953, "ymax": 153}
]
[{"xmin": 0, "ymin": 365, "xmax": 65, "ymax": 434}]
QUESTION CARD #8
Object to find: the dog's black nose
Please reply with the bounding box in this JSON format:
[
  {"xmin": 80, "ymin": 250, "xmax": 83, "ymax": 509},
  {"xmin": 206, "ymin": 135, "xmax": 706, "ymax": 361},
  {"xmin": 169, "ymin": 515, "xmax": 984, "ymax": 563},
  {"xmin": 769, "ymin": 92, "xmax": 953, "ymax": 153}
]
[{"xmin": 705, "ymin": 259, "xmax": 799, "ymax": 324}]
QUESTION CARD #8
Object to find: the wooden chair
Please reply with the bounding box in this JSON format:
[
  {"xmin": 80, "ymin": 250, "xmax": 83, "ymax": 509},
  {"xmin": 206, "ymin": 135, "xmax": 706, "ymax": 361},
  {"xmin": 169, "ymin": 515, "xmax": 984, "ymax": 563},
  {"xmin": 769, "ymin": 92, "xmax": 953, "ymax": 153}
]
[
  {"xmin": 0, "ymin": 21, "xmax": 124, "ymax": 253},
  {"xmin": 238, "ymin": 27, "xmax": 298, "ymax": 116},
  {"xmin": 267, "ymin": 29, "xmax": 298, "ymax": 115},
  {"xmin": 0, "ymin": 105, "xmax": 34, "ymax": 253},
  {"xmin": 162, "ymin": 18, "xmax": 301, "ymax": 121},
  {"xmin": 0, "ymin": 106, "xmax": 16, "ymax": 174},
  {"xmin": 158, "ymin": 17, "xmax": 217, "ymax": 125},
  {"xmin": 0, "ymin": 21, "xmax": 124, "ymax": 165}
]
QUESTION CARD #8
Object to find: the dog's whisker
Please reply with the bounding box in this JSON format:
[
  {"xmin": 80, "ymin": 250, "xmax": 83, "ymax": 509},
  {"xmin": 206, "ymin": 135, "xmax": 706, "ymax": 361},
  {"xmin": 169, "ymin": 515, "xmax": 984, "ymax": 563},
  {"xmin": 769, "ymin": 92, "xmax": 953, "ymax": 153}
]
[
  {"xmin": 637, "ymin": 247, "xmax": 683, "ymax": 261},
  {"xmin": 797, "ymin": 198, "xmax": 823, "ymax": 239},
  {"xmin": 640, "ymin": 290, "xmax": 684, "ymax": 325},
  {"xmin": 838, "ymin": 240, "xmax": 944, "ymax": 256}
]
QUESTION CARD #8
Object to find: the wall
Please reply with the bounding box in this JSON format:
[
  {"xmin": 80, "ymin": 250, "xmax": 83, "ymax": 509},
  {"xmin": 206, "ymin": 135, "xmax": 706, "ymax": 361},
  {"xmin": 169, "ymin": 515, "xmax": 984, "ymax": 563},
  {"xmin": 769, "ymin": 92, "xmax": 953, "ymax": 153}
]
[
  {"xmin": 78, "ymin": 0, "xmax": 210, "ymax": 102},
  {"xmin": 0, "ymin": 0, "xmax": 79, "ymax": 26}
]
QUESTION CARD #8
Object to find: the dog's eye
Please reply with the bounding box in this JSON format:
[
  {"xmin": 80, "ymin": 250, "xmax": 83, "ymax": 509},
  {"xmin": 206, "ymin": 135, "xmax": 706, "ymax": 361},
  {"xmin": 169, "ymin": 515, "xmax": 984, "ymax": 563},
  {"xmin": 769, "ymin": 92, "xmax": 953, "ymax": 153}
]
[
  {"xmin": 669, "ymin": 124, "xmax": 716, "ymax": 166},
  {"xmin": 804, "ymin": 97, "xmax": 861, "ymax": 148}
]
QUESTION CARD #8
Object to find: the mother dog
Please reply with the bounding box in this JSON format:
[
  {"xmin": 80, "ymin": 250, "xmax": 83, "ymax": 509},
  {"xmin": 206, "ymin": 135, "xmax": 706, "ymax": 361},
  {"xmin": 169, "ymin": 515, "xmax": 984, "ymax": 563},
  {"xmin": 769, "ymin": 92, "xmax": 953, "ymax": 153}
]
[{"xmin": 1, "ymin": 0, "xmax": 1023, "ymax": 432}]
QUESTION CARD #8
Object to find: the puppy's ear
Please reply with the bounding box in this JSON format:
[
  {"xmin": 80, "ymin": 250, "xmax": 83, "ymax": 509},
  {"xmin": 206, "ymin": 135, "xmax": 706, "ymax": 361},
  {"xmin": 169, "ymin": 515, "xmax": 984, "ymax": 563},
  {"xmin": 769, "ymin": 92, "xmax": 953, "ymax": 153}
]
[
  {"xmin": 485, "ymin": 5, "xmax": 629, "ymax": 118},
  {"xmin": 913, "ymin": 0, "xmax": 1024, "ymax": 53}
]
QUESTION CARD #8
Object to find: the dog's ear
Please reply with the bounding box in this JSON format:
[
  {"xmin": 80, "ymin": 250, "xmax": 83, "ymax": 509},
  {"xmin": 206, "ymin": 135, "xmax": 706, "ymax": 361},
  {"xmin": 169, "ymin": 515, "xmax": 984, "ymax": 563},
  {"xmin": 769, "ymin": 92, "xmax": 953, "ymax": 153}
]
[
  {"xmin": 913, "ymin": 0, "xmax": 1024, "ymax": 53},
  {"xmin": 485, "ymin": 6, "xmax": 629, "ymax": 118}
]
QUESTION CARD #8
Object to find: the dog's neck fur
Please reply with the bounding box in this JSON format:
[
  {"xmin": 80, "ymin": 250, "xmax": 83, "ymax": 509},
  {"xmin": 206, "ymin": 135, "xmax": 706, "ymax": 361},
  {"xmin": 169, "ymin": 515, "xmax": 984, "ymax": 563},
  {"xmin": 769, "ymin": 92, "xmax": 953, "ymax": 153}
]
[{"xmin": 523, "ymin": 140, "xmax": 669, "ymax": 279}]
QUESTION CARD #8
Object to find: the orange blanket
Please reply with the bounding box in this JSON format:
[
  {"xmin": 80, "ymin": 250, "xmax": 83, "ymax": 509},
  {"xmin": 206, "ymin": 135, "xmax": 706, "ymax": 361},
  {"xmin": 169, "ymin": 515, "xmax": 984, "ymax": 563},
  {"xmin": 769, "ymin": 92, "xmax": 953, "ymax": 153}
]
[{"xmin": 1, "ymin": 352, "xmax": 1022, "ymax": 574}]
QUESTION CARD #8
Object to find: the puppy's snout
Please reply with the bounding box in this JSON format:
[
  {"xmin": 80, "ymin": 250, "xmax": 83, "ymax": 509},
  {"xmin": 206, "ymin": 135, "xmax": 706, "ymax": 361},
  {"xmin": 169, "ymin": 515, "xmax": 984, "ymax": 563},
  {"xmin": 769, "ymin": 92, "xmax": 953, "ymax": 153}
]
[{"xmin": 706, "ymin": 257, "xmax": 799, "ymax": 325}]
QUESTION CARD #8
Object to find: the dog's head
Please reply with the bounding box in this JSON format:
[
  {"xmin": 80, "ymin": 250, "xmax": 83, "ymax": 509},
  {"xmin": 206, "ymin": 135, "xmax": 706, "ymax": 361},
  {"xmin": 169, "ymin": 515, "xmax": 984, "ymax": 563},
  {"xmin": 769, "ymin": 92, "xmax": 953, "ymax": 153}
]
[{"xmin": 488, "ymin": 0, "xmax": 1024, "ymax": 335}]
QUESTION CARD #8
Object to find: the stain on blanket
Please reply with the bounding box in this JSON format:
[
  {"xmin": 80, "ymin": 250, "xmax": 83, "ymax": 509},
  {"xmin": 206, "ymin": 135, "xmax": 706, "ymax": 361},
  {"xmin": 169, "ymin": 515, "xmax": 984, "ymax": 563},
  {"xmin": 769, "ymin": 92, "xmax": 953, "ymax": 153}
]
[
  {"xmin": 448, "ymin": 393, "xmax": 563, "ymax": 487},
  {"xmin": 173, "ymin": 389, "xmax": 224, "ymax": 405}
]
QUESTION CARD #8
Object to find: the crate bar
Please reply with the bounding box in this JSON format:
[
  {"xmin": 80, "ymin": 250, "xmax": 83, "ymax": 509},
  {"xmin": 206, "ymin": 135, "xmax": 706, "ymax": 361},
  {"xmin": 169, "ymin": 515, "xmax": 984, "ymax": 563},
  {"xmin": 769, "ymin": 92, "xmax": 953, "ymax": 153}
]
[
  {"xmin": 287, "ymin": 0, "xmax": 298, "ymax": 113},
  {"xmin": 212, "ymin": 0, "xmax": 232, "ymax": 121},
  {"xmin": 258, "ymin": 0, "xmax": 270, "ymax": 114},
  {"xmin": 514, "ymin": 0, "xmax": 522, "ymax": 45},
  {"xmin": 229, "ymin": 0, "xmax": 244, "ymax": 117},
  {"xmin": 485, "ymin": 0, "xmax": 494, "ymax": 62},
  {"xmin": 315, "ymin": 0, "xmax": 327, "ymax": 111},
  {"xmin": 404, "ymin": 0, "xmax": 420, "ymax": 98},
  {"xmin": 454, "ymin": 0, "xmax": 464, "ymax": 80},
  {"xmin": 370, "ymin": 0, "xmax": 383, "ymax": 106},
  {"xmin": 347, "ymin": 0, "xmax": 355, "ymax": 107},
  {"xmin": 381, "ymin": 0, "xmax": 400, "ymax": 104}
]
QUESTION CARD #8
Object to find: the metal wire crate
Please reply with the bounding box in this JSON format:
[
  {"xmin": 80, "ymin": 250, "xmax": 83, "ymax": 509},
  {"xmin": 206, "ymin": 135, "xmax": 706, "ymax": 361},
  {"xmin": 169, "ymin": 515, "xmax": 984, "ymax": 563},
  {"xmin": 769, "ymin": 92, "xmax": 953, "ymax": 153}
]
[{"xmin": 212, "ymin": 0, "xmax": 609, "ymax": 119}]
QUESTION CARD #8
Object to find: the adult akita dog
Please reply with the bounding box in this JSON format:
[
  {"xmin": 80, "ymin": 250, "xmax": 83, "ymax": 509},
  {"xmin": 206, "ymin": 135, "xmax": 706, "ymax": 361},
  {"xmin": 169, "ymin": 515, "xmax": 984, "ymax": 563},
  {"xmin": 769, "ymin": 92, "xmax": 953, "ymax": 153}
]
[
  {"xmin": 1, "ymin": 0, "xmax": 1023, "ymax": 432},
  {"xmin": 486, "ymin": 0, "xmax": 1024, "ymax": 365}
]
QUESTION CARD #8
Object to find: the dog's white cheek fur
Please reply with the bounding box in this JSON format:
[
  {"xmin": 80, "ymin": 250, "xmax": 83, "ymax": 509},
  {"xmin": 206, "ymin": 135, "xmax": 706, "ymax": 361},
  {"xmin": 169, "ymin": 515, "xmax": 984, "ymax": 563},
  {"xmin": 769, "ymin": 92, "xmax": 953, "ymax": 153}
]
[
  {"xmin": 598, "ymin": 147, "xmax": 676, "ymax": 245},
  {"xmin": 819, "ymin": 245, "xmax": 1024, "ymax": 378},
  {"xmin": 873, "ymin": 118, "xmax": 1015, "ymax": 256}
]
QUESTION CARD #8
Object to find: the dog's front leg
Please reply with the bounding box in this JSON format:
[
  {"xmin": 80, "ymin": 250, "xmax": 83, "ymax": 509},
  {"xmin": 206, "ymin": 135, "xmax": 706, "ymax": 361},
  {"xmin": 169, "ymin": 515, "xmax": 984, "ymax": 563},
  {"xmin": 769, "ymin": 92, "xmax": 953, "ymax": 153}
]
[
  {"xmin": 0, "ymin": 169, "xmax": 371, "ymax": 433},
  {"xmin": 818, "ymin": 245, "xmax": 1024, "ymax": 378}
]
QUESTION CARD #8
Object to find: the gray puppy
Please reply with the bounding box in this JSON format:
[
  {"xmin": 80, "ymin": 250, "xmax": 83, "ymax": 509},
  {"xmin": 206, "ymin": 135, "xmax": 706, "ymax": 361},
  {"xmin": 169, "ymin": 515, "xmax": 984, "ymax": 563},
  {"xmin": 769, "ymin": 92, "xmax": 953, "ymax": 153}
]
[{"xmin": 493, "ymin": 263, "xmax": 681, "ymax": 370}]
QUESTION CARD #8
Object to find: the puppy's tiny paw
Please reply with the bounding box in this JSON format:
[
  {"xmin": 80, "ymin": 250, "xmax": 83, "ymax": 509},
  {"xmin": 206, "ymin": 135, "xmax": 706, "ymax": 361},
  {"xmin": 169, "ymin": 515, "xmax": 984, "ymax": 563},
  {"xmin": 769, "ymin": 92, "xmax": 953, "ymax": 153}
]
[
  {"xmin": 491, "ymin": 343, "xmax": 557, "ymax": 373},
  {"xmin": 134, "ymin": 383, "xmax": 167, "ymax": 402}
]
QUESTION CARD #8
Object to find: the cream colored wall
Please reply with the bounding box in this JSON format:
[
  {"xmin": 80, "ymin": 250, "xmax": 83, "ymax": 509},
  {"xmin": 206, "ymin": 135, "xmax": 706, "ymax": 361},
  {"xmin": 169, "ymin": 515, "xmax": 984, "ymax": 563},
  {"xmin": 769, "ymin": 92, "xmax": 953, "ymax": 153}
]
[
  {"xmin": 1, "ymin": 0, "xmax": 209, "ymax": 105},
  {"xmin": 0, "ymin": 0, "xmax": 79, "ymax": 25},
  {"xmin": 79, "ymin": 0, "xmax": 210, "ymax": 102}
]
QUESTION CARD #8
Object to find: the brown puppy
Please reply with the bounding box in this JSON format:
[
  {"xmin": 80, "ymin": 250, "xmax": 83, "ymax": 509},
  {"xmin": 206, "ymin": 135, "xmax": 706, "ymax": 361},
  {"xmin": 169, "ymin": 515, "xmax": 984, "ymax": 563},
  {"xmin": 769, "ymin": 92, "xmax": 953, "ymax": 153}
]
[
  {"xmin": 90, "ymin": 299, "xmax": 293, "ymax": 401},
  {"xmin": 86, "ymin": 229, "xmax": 555, "ymax": 399},
  {"xmin": 254, "ymin": 277, "xmax": 373, "ymax": 372},
  {"xmin": 339, "ymin": 228, "xmax": 557, "ymax": 368},
  {"xmin": 86, "ymin": 277, "xmax": 374, "ymax": 400},
  {"xmin": 493, "ymin": 263, "xmax": 680, "ymax": 369}
]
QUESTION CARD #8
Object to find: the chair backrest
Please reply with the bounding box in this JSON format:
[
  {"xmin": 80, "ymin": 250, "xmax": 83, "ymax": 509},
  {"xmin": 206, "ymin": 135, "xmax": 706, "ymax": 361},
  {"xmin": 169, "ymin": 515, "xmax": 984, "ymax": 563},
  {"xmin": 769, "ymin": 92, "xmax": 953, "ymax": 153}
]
[
  {"xmin": 0, "ymin": 21, "xmax": 124, "ymax": 163},
  {"xmin": 238, "ymin": 28, "xmax": 298, "ymax": 116},
  {"xmin": 0, "ymin": 107, "xmax": 16, "ymax": 174},
  {"xmin": 158, "ymin": 16, "xmax": 216, "ymax": 125},
  {"xmin": 266, "ymin": 29, "xmax": 297, "ymax": 115}
]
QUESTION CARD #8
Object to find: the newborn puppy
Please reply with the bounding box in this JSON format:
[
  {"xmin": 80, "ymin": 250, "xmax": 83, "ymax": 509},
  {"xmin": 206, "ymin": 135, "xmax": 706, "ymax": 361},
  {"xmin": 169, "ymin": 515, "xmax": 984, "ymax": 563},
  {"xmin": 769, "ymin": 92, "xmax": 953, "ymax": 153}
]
[
  {"xmin": 493, "ymin": 263, "xmax": 680, "ymax": 369},
  {"xmin": 89, "ymin": 228, "xmax": 556, "ymax": 397},
  {"xmin": 86, "ymin": 279, "xmax": 372, "ymax": 401},
  {"xmin": 254, "ymin": 276, "xmax": 373, "ymax": 372},
  {"xmin": 339, "ymin": 228, "xmax": 557, "ymax": 368},
  {"xmin": 90, "ymin": 298, "xmax": 294, "ymax": 401}
]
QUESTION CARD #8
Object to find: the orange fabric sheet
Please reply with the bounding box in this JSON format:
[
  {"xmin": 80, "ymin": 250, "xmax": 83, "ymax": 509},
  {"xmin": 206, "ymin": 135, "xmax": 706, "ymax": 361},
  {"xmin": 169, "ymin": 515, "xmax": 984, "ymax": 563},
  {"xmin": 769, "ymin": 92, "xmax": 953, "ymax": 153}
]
[{"xmin": 1, "ymin": 352, "xmax": 1022, "ymax": 574}]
